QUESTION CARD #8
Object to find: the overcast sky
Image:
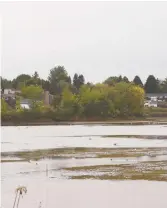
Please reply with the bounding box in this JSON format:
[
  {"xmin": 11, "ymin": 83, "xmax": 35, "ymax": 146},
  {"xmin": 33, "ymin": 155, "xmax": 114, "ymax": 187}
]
[{"xmin": 0, "ymin": 1, "xmax": 167, "ymax": 83}]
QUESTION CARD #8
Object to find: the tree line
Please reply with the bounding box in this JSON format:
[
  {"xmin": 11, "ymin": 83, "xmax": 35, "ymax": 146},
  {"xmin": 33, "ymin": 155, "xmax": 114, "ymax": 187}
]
[
  {"xmin": 1, "ymin": 66, "xmax": 167, "ymax": 122},
  {"xmin": 1, "ymin": 67, "xmax": 167, "ymax": 94}
]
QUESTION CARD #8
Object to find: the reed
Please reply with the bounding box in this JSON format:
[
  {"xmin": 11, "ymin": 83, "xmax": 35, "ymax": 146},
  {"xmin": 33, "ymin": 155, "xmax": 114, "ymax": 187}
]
[{"xmin": 13, "ymin": 186, "xmax": 27, "ymax": 208}]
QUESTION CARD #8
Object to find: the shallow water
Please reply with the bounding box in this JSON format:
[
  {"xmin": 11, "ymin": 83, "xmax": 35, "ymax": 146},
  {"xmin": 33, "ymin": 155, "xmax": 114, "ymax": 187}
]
[
  {"xmin": 1, "ymin": 125, "xmax": 167, "ymax": 152},
  {"xmin": 1, "ymin": 125, "xmax": 167, "ymax": 208},
  {"xmin": 2, "ymin": 179, "xmax": 167, "ymax": 208}
]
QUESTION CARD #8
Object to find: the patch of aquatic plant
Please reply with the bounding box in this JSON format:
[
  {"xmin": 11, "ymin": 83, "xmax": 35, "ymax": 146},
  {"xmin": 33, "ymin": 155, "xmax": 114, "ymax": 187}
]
[
  {"xmin": 1, "ymin": 159, "xmax": 28, "ymax": 163},
  {"xmin": 101, "ymin": 135, "xmax": 167, "ymax": 139},
  {"xmin": 64, "ymin": 161, "xmax": 167, "ymax": 182},
  {"xmin": 1, "ymin": 147, "xmax": 167, "ymax": 162},
  {"xmin": 35, "ymin": 134, "xmax": 167, "ymax": 139},
  {"xmin": 70, "ymin": 173, "xmax": 167, "ymax": 181},
  {"xmin": 96, "ymin": 152, "xmax": 143, "ymax": 158}
]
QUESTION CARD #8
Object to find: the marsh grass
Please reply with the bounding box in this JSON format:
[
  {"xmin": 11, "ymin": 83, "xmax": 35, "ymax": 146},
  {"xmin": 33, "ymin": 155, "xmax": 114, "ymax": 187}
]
[
  {"xmin": 64, "ymin": 161, "xmax": 167, "ymax": 182},
  {"xmin": 2, "ymin": 147, "xmax": 166, "ymax": 162},
  {"xmin": 13, "ymin": 186, "xmax": 27, "ymax": 208},
  {"xmin": 101, "ymin": 135, "xmax": 167, "ymax": 139},
  {"xmin": 70, "ymin": 171, "xmax": 167, "ymax": 181},
  {"xmin": 1, "ymin": 159, "xmax": 28, "ymax": 163},
  {"xmin": 1, "ymin": 147, "xmax": 167, "ymax": 181}
]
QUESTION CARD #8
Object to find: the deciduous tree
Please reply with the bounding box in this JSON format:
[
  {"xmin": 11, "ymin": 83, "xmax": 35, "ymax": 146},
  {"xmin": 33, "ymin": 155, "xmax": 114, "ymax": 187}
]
[
  {"xmin": 48, "ymin": 66, "xmax": 71, "ymax": 94},
  {"xmin": 21, "ymin": 85, "xmax": 43, "ymax": 100}
]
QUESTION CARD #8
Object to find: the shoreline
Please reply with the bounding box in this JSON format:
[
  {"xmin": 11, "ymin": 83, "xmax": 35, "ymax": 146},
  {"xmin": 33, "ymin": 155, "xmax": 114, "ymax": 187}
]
[{"xmin": 1, "ymin": 119, "xmax": 167, "ymax": 126}]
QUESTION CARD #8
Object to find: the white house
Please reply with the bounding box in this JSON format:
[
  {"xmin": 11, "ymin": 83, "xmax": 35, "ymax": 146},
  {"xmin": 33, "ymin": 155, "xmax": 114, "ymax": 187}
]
[
  {"xmin": 144, "ymin": 97, "xmax": 158, "ymax": 107},
  {"xmin": 3, "ymin": 89, "xmax": 21, "ymax": 95},
  {"xmin": 20, "ymin": 104, "xmax": 30, "ymax": 109},
  {"xmin": 20, "ymin": 99, "xmax": 32, "ymax": 110},
  {"xmin": 4, "ymin": 89, "xmax": 15, "ymax": 95}
]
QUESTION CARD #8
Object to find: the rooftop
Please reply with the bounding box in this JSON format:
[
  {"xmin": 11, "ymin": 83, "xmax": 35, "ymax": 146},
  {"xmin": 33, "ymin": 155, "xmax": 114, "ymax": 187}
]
[{"xmin": 146, "ymin": 93, "xmax": 167, "ymax": 97}]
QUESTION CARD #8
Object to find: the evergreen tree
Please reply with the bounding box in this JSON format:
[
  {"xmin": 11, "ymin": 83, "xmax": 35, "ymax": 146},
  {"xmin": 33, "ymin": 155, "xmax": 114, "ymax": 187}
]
[
  {"xmin": 133, "ymin": 76, "xmax": 143, "ymax": 87},
  {"xmin": 144, "ymin": 75, "xmax": 158, "ymax": 93}
]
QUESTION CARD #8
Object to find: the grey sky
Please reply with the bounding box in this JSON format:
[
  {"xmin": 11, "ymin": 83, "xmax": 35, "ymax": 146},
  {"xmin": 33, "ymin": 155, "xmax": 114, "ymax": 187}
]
[{"xmin": 0, "ymin": 1, "xmax": 167, "ymax": 83}]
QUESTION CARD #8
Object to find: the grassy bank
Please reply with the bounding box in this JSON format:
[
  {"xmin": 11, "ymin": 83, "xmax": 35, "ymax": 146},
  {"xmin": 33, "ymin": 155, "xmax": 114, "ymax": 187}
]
[
  {"xmin": 1, "ymin": 107, "xmax": 167, "ymax": 126},
  {"xmin": 2, "ymin": 120, "xmax": 167, "ymax": 126},
  {"xmin": 2, "ymin": 117, "xmax": 167, "ymax": 126},
  {"xmin": 144, "ymin": 107, "xmax": 167, "ymax": 117}
]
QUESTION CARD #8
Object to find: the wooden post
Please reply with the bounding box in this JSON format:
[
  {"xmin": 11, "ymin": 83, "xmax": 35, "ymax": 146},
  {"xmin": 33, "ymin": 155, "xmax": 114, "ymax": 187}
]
[{"xmin": 46, "ymin": 164, "xmax": 48, "ymax": 177}]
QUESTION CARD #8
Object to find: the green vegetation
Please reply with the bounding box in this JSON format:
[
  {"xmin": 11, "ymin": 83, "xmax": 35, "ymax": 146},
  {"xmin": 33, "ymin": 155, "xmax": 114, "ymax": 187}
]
[
  {"xmin": 1, "ymin": 159, "xmax": 28, "ymax": 163},
  {"xmin": 144, "ymin": 107, "xmax": 167, "ymax": 117},
  {"xmin": 1, "ymin": 147, "xmax": 166, "ymax": 162},
  {"xmin": 1, "ymin": 98, "xmax": 9, "ymax": 115},
  {"xmin": 21, "ymin": 85, "xmax": 43, "ymax": 100},
  {"xmin": 1, "ymin": 66, "xmax": 167, "ymax": 123},
  {"xmin": 1, "ymin": 147, "xmax": 167, "ymax": 181},
  {"xmin": 65, "ymin": 161, "xmax": 167, "ymax": 182}
]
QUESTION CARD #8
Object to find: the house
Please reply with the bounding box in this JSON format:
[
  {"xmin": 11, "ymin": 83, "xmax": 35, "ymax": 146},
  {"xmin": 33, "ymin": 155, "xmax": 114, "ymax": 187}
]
[
  {"xmin": 3, "ymin": 89, "xmax": 21, "ymax": 95},
  {"xmin": 145, "ymin": 93, "xmax": 167, "ymax": 108},
  {"xmin": 2, "ymin": 95, "xmax": 16, "ymax": 108},
  {"xmin": 2, "ymin": 88, "xmax": 21, "ymax": 100},
  {"xmin": 2, "ymin": 90, "xmax": 16, "ymax": 108},
  {"xmin": 2, "ymin": 88, "xmax": 22, "ymax": 108},
  {"xmin": 20, "ymin": 99, "xmax": 32, "ymax": 110},
  {"xmin": 146, "ymin": 93, "xmax": 167, "ymax": 101},
  {"xmin": 149, "ymin": 100, "xmax": 158, "ymax": 107},
  {"xmin": 2, "ymin": 93, "xmax": 15, "ymax": 100},
  {"xmin": 144, "ymin": 97, "xmax": 158, "ymax": 107},
  {"xmin": 4, "ymin": 89, "xmax": 15, "ymax": 95},
  {"xmin": 2, "ymin": 88, "xmax": 53, "ymax": 109},
  {"xmin": 19, "ymin": 91, "xmax": 54, "ymax": 109},
  {"xmin": 43, "ymin": 91, "xmax": 54, "ymax": 106}
]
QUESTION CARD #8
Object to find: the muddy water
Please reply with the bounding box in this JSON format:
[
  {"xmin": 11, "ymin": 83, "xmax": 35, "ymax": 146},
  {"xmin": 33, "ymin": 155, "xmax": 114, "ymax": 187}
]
[{"xmin": 1, "ymin": 125, "xmax": 167, "ymax": 208}]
